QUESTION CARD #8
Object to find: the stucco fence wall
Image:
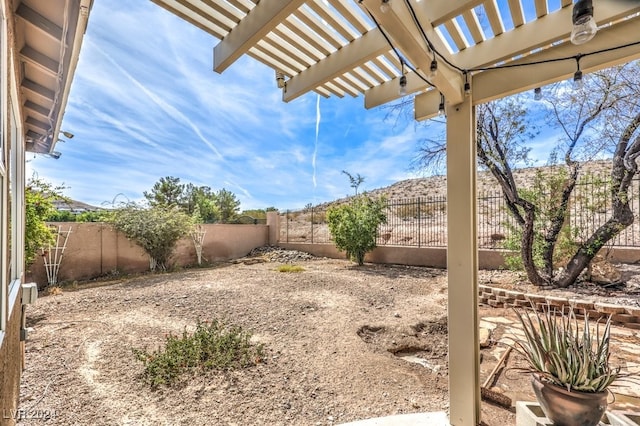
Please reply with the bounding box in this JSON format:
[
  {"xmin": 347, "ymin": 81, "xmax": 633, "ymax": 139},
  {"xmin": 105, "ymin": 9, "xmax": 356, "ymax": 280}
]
[
  {"xmin": 26, "ymin": 216, "xmax": 640, "ymax": 288},
  {"xmin": 26, "ymin": 222, "xmax": 269, "ymax": 288}
]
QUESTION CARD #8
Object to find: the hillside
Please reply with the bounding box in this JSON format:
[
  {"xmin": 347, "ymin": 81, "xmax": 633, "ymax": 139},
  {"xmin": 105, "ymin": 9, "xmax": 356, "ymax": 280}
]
[{"xmin": 364, "ymin": 159, "xmax": 613, "ymax": 202}]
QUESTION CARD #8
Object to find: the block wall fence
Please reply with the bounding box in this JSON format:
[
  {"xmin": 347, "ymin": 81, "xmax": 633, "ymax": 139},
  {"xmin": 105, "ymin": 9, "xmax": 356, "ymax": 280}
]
[
  {"xmin": 26, "ymin": 222, "xmax": 270, "ymax": 288},
  {"xmin": 27, "ymin": 214, "xmax": 640, "ymax": 286}
]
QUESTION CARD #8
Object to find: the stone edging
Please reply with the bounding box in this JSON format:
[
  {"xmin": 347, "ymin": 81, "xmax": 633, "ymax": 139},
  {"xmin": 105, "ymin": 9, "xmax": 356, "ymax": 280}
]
[{"xmin": 479, "ymin": 284, "xmax": 640, "ymax": 330}]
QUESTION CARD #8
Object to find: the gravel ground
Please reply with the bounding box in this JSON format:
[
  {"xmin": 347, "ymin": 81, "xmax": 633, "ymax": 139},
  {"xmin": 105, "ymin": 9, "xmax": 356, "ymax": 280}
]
[{"xmin": 17, "ymin": 249, "xmax": 640, "ymax": 425}]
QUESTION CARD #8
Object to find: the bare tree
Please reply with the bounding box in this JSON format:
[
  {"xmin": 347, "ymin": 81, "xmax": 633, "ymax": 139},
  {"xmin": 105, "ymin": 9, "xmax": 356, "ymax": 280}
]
[{"xmin": 414, "ymin": 61, "xmax": 640, "ymax": 288}]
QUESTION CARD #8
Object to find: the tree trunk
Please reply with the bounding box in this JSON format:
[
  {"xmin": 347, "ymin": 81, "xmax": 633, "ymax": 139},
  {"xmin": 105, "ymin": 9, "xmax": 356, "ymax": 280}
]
[
  {"xmin": 518, "ymin": 200, "xmax": 550, "ymax": 286},
  {"xmin": 541, "ymin": 164, "xmax": 579, "ymax": 278},
  {"xmin": 554, "ymin": 114, "xmax": 640, "ymax": 287},
  {"xmin": 554, "ymin": 207, "xmax": 633, "ymax": 287}
]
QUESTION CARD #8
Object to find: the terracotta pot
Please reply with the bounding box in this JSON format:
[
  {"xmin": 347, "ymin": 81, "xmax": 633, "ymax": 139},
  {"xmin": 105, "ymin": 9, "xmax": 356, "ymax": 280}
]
[{"xmin": 531, "ymin": 375, "xmax": 608, "ymax": 426}]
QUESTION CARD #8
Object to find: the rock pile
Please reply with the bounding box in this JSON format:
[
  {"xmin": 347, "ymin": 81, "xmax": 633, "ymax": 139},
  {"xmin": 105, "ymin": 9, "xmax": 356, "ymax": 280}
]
[{"xmin": 246, "ymin": 246, "xmax": 317, "ymax": 263}]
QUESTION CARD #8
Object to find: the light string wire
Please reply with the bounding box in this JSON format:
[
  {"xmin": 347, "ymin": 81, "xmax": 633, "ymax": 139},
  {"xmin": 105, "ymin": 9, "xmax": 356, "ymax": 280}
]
[
  {"xmin": 367, "ymin": 0, "xmax": 640, "ymax": 89},
  {"xmin": 363, "ymin": 5, "xmax": 435, "ymax": 88}
]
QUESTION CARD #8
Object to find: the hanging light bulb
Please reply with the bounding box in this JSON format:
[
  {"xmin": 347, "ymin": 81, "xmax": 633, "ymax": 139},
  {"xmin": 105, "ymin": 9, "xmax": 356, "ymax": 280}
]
[
  {"xmin": 534, "ymin": 87, "xmax": 543, "ymax": 101},
  {"xmin": 573, "ymin": 55, "xmax": 584, "ymax": 90},
  {"xmin": 398, "ymin": 75, "xmax": 407, "ymax": 96},
  {"xmin": 398, "ymin": 59, "xmax": 407, "ymax": 96},
  {"xmin": 429, "ymin": 59, "xmax": 438, "ymax": 80},
  {"xmin": 438, "ymin": 93, "xmax": 445, "ymax": 117},
  {"xmin": 275, "ymin": 70, "xmax": 286, "ymax": 89},
  {"xmin": 573, "ymin": 69, "xmax": 584, "ymax": 90},
  {"xmin": 463, "ymin": 72, "xmax": 471, "ymax": 97},
  {"xmin": 380, "ymin": 0, "xmax": 390, "ymax": 13},
  {"xmin": 571, "ymin": 0, "xmax": 597, "ymax": 45}
]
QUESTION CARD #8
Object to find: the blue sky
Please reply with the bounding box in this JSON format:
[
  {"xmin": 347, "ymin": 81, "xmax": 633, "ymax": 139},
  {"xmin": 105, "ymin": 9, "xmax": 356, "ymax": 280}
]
[{"xmin": 26, "ymin": 0, "xmax": 450, "ymax": 211}]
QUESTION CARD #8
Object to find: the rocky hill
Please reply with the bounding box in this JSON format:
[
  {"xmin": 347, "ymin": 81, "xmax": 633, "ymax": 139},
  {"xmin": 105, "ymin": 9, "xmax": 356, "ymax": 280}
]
[{"xmin": 364, "ymin": 159, "xmax": 613, "ymax": 202}]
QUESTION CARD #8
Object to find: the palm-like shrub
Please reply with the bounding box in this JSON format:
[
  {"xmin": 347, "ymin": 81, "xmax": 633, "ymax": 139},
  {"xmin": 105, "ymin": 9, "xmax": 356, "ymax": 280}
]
[{"xmin": 513, "ymin": 303, "xmax": 619, "ymax": 392}]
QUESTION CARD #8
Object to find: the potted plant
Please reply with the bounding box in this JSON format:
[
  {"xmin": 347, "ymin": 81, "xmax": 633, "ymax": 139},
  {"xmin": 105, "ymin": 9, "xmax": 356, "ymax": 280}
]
[{"xmin": 513, "ymin": 302, "xmax": 621, "ymax": 426}]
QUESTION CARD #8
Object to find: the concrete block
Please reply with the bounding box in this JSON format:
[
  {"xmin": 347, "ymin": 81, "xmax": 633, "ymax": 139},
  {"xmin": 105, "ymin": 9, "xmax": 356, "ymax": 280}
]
[
  {"xmin": 595, "ymin": 302, "xmax": 627, "ymax": 314},
  {"xmin": 516, "ymin": 401, "xmax": 553, "ymax": 426},
  {"xmin": 605, "ymin": 411, "xmax": 640, "ymax": 426},
  {"xmin": 516, "ymin": 401, "xmax": 640, "ymax": 426}
]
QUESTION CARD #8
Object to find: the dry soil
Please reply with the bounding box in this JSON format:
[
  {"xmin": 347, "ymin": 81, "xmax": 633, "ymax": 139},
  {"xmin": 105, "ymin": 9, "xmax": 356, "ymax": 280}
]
[{"xmin": 17, "ymin": 252, "xmax": 640, "ymax": 425}]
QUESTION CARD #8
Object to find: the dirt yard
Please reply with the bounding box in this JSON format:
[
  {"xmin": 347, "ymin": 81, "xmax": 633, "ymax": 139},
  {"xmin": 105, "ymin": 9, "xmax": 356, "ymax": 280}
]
[{"xmin": 18, "ymin": 252, "xmax": 640, "ymax": 425}]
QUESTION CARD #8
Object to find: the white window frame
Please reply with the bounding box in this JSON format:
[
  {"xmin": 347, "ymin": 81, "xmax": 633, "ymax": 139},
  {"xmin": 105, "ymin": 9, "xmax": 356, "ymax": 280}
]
[{"xmin": 0, "ymin": 1, "xmax": 7, "ymax": 334}]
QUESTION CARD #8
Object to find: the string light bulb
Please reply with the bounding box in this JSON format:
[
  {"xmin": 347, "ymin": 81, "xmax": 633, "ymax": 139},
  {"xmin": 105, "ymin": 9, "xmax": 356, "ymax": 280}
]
[
  {"xmin": 534, "ymin": 87, "xmax": 542, "ymax": 101},
  {"xmin": 573, "ymin": 55, "xmax": 584, "ymax": 90},
  {"xmin": 275, "ymin": 70, "xmax": 286, "ymax": 89},
  {"xmin": 438, "ymin": 93, "xmax": 445, "ymax": 117},
  {"xmin": 399, "ymin": 75, "xmax": 407, "ymax": 95},
  {"xmin": 380, "ymin": 0, "xmax": 390, "ymax": 13},
  {"xmin": 463, "ymin": 72, "xmax": 471, "ymax": 97},
  {"xmin": 429, "ymin": 58, "xmax": 438, "ymax": 80},
  {"xmin": 573, "ymin": 69, "xmax": 583, "ymax": 89},
  {"xmin": 571, "ymin": 0, "xmax": 598, "ymax": 45},
  {"xmin": 398, "ymin": 59, "xmax": 407, "ymax": 96}
]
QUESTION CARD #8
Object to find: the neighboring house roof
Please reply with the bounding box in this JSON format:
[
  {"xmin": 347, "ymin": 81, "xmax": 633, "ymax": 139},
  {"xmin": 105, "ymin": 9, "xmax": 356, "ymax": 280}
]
[
  {"xmin": 14, "ymin": 0, "xmax": 92, "ymax": 154},
  {"xmin": 151, "ymin": 0, "xmax": 640, "ymax": 118}
]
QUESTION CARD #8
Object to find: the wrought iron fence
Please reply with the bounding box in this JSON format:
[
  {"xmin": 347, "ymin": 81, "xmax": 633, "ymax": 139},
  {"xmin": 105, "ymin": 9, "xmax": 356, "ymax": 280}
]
[{"xmin": 280, "ymin": 175, "xmax": 640, "ymax": 249}]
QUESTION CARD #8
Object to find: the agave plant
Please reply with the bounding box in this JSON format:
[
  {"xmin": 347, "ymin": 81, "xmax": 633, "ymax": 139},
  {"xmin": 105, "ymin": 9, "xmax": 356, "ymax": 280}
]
[{"xmin": 513, "ymin": 303, "xmax": 620, "ymax": 393}]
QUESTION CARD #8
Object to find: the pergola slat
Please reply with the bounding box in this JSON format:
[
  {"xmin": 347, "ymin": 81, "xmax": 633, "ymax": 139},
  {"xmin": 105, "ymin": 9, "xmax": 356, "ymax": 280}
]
[
  {"xmin": 174, "ymin": 0, "xmax": 234, "ymax": 32},
  {"xmin": 150, "ymin": 0, "xmax": 226, "ymax": 38},
  {"xmin": 272, "ymin": 26, "xmax": 324, "ymax": 64},
  {"xmin": 214, "ymin": 0, "xmax": 308, "ymax": 73},
  {"xmin": 283, "ymin": 28, "xmax": 389, "ymax": 101},
  {"xmin": 307, "ymin": 0, "xmax": 358, "ymax": 43},
  {"xmin": 534, "ymin": 0, "xmax": 548, "ymax": 19},
  {"xmin": 507, "ymin": 0, "xmax": 525, "ymax": 27},
  {"xmin": 328, "ymin": 0, "xmax": 371, "ymax": 35},
  {"xmin": 359, "ymin": 62, "xmax": 387, "ymax": 85},
  {"xmin": 444, "ymin": 19, "xmax": 470, "ymax": 51},
  {"xmin": 483, "ymin": 0, "xmax": 505, "ymax": 37},
  {"xmin": 226, "ymin": 0, "xmax": 253, "ymax": 14},
  {"xmin": 295, "ymin": 7, "xmax": 344, "ymax": 50},
  {"xmin": 462, "ymin": 10, "xmax": 485, "ymax": 44},
  {"xmin": 254, "ymin": 39, "xmax": 306, "ymax": 72},
  {"xmin": 201, "ymin": 0, "xmax": 243, "ymax": 24},
  {"xmin": 264, "ymin": 33, "xmax": 315, "ymax": 68},
  {"xmin": 285, "ymin": 15, "xmax": 335, "ymax": 57}
]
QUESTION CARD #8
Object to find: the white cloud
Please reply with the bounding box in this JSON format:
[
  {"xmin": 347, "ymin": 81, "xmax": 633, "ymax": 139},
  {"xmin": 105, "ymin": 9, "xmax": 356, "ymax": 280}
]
[{"xmin": 31, "ymin": 0, "xmax": 443, "ymax": 211}]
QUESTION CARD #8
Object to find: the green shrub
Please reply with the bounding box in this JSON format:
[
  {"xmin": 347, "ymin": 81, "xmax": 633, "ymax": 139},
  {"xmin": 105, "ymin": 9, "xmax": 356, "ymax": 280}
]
[
  {"xmin": 108, "ymin": 203, "xmax": 193, "ymax": 271},
  {"xmin": 327, "ymin": 195, "xmax": 387, "ymax": 265},
  {"xmin": 25, "ymin": 178, "xmax": 66, "ymax": 266},
  {"xmin": 133, "ymin": 319, "xmax": 263, "ymax": 388}
]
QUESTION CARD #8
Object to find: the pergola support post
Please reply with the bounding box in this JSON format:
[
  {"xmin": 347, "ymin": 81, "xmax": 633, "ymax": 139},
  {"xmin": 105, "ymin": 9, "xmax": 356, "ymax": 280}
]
[{"xmin": 446, "ymin": 95, "xmax": 480, "ymax": 425}]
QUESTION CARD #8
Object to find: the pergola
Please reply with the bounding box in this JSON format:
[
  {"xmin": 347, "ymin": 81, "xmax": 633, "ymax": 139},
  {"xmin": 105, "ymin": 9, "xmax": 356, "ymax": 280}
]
[{"xmin": 151, "ymin": 0, "xmax": 640, "ymax": 424}]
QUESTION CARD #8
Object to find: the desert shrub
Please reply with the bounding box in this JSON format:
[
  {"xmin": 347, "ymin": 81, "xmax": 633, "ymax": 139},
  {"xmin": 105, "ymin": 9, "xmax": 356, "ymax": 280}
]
[
  {"xmin": 277, "ymin": 265, "xmax": 305, "ymax": 273},
  {"xmin": 503, "ymin": 170, "xmax": 579, "ymax": 270},
  {"xmin": 25, "ymin": 178, "xmax": 67, "ymax": 266},
  {"xmin": 311, "ymin": 210, "xmax": 326, "ymax": 224},
  {"xmin": 327, "ymin": 195, "xmax": 387, "ymax": 265},
  {"xmin": 393, "ymin": 199, "xmax": 445, "ymax": 220},
  {"xmin": 108, "ymin": 203, "xmax": 193, "ymax": 271},
  {"xmin": 132, "ymin": 319, "xmax": 263, "ymax": 388}
]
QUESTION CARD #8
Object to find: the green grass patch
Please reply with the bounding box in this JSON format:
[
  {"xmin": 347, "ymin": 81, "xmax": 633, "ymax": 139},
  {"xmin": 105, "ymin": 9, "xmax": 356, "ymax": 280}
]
[
  {"xmin": 276, "ymin": 264, "xmax": 305, "ymax": 273},
  {"xmin": 133, "ymin": 319, "xmax": 263, "ymax": 388}
]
